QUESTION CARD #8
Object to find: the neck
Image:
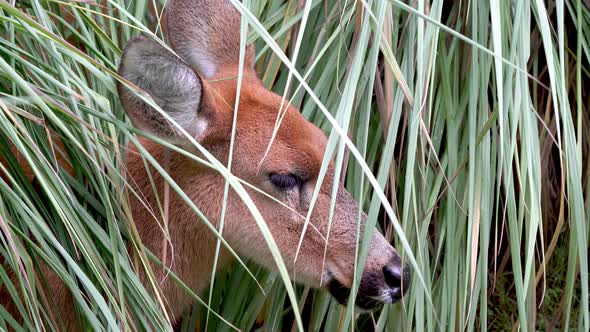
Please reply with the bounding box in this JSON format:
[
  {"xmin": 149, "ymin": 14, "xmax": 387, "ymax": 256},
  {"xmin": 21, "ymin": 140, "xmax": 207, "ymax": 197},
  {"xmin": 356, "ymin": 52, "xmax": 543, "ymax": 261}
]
[{"xmin": 126, "ymin": 138, "xmax": 232, "ymax": 320}]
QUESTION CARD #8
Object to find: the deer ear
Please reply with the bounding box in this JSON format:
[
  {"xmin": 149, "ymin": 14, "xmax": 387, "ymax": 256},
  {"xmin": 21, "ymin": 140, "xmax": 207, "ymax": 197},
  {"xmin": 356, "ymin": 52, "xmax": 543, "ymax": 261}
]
[
  {"xmin": 117, "ymin": 36, "xmax": 208, "ymax": 142},
  {"xmin": 166, "ymin": 0, "xmax": 255, "ymax": 78}
]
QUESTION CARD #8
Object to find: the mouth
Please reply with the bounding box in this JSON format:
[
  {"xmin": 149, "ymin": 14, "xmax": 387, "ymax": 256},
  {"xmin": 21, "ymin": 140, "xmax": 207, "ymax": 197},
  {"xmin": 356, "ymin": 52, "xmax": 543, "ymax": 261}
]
[{"xmin": 326, "ymin": 273, "xmax": 404, "ymax": 311}]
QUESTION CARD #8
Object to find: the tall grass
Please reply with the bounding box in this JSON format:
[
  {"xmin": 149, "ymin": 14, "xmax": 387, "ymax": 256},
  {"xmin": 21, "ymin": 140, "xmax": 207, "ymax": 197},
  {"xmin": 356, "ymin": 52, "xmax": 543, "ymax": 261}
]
[{"xmin": 0, "ymin": 0, "xmax": 588, "ymax": 331}]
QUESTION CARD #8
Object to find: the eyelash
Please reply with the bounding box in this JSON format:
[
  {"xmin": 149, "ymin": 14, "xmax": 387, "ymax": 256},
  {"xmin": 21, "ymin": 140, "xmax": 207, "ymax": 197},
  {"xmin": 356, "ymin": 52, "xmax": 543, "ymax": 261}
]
[{"xmin": 269, "ymin": 173, "xmax": 301, "ymax": 190}]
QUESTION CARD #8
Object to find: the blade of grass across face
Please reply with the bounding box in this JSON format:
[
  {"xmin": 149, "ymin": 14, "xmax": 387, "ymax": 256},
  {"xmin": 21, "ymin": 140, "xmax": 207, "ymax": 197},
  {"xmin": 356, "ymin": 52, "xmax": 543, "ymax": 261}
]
[{"xmin": 205, "ymin": 0, "xmax": 251, "ymax": 328}]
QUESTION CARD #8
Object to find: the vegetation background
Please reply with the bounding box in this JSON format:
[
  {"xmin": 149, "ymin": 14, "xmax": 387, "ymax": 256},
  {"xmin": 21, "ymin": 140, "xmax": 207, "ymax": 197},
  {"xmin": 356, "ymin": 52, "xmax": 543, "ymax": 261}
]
[{"xmin": 0, "ymin": 0, "xmax": 589, "ymax": 331}]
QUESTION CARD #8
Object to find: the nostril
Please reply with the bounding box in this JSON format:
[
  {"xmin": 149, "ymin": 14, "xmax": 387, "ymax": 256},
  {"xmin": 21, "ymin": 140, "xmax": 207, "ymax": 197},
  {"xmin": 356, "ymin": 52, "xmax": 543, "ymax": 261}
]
[{"xmin": 382, "ymin": 265, "xmax": 402, "ymax": 289}]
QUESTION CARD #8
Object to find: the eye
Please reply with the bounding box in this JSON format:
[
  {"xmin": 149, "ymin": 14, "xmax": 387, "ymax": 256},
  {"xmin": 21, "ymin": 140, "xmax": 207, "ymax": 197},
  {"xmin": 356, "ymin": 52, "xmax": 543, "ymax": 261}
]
[{"xmin": 269, "ymin": 172, "xmax": 301, "ymax": 190}]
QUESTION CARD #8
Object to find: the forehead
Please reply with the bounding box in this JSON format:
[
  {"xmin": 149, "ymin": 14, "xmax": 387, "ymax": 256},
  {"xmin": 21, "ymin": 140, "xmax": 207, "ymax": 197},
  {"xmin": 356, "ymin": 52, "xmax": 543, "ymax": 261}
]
[
  {"xmin": 205, "ymin": 72, "xmax": 328, "ymax": 173},
  {"xmin": 237, "ymin": 88, "xmax": 327, "ymax": 173}
]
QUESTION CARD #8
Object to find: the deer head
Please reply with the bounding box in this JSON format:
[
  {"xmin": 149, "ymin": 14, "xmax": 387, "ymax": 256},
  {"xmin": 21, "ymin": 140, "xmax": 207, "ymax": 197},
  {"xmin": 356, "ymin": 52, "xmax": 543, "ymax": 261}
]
[{"xmin": 117, "ymin": 0, "xmax": 410, "ymax": 314}]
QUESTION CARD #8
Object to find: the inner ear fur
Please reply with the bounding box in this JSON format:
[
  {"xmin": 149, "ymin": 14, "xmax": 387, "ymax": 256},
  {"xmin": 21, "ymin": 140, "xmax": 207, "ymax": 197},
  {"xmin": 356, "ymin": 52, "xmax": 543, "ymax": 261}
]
[{"xmin": 117, "ymin": 35, "xmax": 208, "ymax": 142}]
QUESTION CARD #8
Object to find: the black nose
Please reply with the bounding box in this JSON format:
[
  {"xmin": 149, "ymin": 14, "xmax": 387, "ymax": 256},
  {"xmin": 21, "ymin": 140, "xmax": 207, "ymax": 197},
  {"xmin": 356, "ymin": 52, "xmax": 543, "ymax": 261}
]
[{"xmin": 383, "ymin": 262, "xmax": 411, "ymax": 292}]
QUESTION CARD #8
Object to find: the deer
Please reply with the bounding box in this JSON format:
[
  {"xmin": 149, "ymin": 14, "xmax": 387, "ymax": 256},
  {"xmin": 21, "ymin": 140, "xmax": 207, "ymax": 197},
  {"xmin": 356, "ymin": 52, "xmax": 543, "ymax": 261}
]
[{"xmin": 1, "ymin": 0, "xmax": 411, "ymax": 329}]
